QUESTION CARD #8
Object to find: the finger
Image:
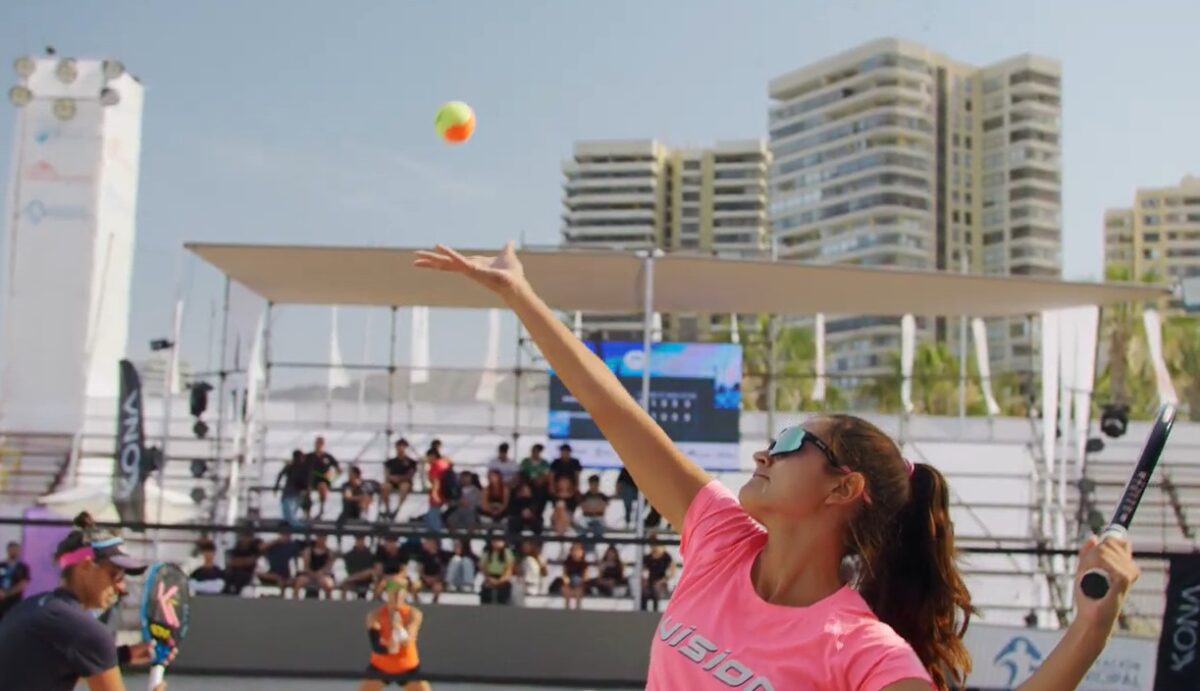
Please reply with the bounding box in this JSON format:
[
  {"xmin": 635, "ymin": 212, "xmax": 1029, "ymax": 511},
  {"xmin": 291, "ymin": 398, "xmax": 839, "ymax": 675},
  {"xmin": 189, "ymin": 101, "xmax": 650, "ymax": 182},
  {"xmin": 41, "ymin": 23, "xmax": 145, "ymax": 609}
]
[
  {"xmin": 434, "ymin": 244, "xmax": 474, "ymax": 270},
  {"xmin": 1078, "ymin": 534, "xmax": 1099, "ymax": 559}
]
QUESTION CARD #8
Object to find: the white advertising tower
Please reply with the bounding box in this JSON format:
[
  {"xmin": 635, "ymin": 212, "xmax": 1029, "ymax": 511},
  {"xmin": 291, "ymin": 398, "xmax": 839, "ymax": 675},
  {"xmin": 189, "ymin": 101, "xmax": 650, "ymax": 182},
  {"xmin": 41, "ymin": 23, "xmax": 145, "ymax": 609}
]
[{"xmin": 2, "ymin": 54, "xmax": 144, "ymax": 435}]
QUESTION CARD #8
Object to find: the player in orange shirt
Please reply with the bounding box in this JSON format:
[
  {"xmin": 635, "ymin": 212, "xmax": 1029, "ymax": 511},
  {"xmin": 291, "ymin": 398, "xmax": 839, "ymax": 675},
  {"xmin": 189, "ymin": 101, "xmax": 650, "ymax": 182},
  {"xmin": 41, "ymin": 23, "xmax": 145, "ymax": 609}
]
[{"xmin": 361, "ymin": 574, "xmax": 429, "ymax": 690}]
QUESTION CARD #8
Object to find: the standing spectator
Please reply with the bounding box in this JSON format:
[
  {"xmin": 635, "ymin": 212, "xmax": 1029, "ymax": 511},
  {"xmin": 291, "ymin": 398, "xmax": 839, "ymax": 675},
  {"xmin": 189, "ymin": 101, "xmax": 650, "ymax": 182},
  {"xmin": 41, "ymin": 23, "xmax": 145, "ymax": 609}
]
[
  {"xmin": 518, "ymin": 443, "xmax": 552, "ymax": 493},
  {"xmin": 224, "ymin": 530, "xmax": 262, "ymax": 595},
  {"xmin": 558, "ymin": 542, "xmax": 589, "ymax": 610},
  {"xmin": 487, "ymin": 442, "xmax": 519, "ymax": 486},
  {"xmin": 445, "ymin": 538, "xmax": 477, "ymax": 592},
  {"xmin": 424, "ymin": 448, "xmax": 453, "ymax": 533},
  {"xmin": 446, "ymin": 471, "xmax": 482, "ymax": 531},
  {"xmin": 189, "ymin": 540, "xmax": 226, "ymax": 595},
  {"xmin": 339, "ymin": 534, "xmax": 377, "ymax": 599},
  {"xmin": 641, "ymin": 539, "xmax": 675, "ymax": 612},
  {"xmin": 416, "ymin": 538, "xmax": 451, "ymax": 604},
  {"xmin": 517, "ymin": 539, "xmax": 548, "ymax": 597},
  {"xmin": 577, "ymin": 474, "xmax": 610, "ymax": 551},
  {"xmin": 259, "ymin": 531, "xmax": 301, "ymax": 595},
  {"xmin": 505, "ymin": 480, "xmax": 544, "ymax": 536},
  {"xmin": 480, "ymin": 469, "xmax": 510, "ymax": 524},
  {"xmin": 478, "ymin": 536, "xmax": 515, "ymax": 605},
  {"xmin": 275, "ymin": 450, "xmax": 311, "ymax": 529},
  {"xmin": 295, "ymin": 535, "xmax": 336, "ymax": 599},
  {"xmin": 615, "ymin": 466, "xmax": 639, "ymax": 528},
  {"xmin": 381, "ymin": 438, "xmax": 417, "ymax": 520},
  {"xmin": 550, "ymin": 443, "xmax": 582, "ymax": 488},
  {"xmin": 0, "ymin": 541, "xmax": 30, "ymax": 621},
  {"xmin": 338, "ymin": 465, "xmax": 372, "ymax": 526},
  {"xmin": 305, "ymin": 436, "xmax": 341, "ymax": 519},
  {"xmin": 587, "ymin": 545, "xmax": 628, "ymax": 597}
]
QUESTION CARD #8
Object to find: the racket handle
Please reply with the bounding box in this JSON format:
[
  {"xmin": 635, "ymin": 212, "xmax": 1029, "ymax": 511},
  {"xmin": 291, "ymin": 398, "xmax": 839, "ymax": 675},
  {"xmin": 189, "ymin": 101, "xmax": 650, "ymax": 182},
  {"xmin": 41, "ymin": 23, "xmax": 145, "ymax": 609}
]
[
  {"xmin": 148, "ymin": 664, "xmax": 165, "ymax": 689},
  {"xmin": 1079, "ymin": 525, "xmax": 1127, "ymax": 600}
]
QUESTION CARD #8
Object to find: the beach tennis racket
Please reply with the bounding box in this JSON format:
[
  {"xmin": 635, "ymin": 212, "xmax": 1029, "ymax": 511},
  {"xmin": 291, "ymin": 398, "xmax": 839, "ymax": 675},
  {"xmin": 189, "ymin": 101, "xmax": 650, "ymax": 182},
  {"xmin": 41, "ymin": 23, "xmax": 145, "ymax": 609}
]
[
  {"xmin": 140, "ymin": 562, "xmax": 190, "ymax": 689},
  {"xmin": 1079, "ymin": 402, "xmax": 1177, "ymax": 600}
]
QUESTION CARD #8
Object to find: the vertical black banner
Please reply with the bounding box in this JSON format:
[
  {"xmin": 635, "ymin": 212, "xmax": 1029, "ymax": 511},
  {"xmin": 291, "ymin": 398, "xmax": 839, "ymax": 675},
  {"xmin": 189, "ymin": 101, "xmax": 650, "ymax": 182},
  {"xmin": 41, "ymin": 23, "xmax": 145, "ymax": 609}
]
[
  {"xmin": 113, "ymin": 359, "xmax": 146, "ymax": 524},
  {"xmin": 1155, "ymin": 554, "xmax": 1200, "ymax": 691}
]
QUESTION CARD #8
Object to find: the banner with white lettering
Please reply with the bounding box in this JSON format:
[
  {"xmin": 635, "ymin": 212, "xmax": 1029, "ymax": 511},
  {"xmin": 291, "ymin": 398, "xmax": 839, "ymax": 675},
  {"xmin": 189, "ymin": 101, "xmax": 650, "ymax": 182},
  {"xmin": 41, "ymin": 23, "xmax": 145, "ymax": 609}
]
[
  {"xmin": 1155, "ymin": 554, "xmax": 1200, "ymax": 691},
  {"xmin": 112, "ymin": 359, "xmax": 146, "ymax": 524}
]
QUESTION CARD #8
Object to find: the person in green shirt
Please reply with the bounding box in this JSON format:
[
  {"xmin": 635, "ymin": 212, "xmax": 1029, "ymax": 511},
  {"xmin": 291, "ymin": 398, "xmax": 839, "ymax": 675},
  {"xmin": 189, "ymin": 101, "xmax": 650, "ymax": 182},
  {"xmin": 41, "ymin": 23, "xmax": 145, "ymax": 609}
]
[{"xmin": 518, "ymin": 443, "xmax": 551, "ymax": 491}]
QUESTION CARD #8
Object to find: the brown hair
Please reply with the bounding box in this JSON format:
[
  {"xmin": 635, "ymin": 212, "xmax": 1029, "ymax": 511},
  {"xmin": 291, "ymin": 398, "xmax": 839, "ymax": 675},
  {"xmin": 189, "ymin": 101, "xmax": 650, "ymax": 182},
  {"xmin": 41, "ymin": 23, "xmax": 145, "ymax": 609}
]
[{"xmin": 821, "ymin": 415, "xmax": 974, "ymax": 691}]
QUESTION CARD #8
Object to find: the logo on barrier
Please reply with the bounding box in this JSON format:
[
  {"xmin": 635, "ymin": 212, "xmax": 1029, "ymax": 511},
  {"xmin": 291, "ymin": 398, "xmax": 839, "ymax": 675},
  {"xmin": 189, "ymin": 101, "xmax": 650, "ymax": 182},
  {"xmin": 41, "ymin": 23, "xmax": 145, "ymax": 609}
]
[
  {"xmin": 21, "ymin": 200, "xmax": 90, "ymax": 225},
  {"xmin": 993, "ymin": 636, "xmax": 1044, "ymax": 687},
  {"xmin": 24, "ymin": 160, "xmax": 92, "ymax": 184}
]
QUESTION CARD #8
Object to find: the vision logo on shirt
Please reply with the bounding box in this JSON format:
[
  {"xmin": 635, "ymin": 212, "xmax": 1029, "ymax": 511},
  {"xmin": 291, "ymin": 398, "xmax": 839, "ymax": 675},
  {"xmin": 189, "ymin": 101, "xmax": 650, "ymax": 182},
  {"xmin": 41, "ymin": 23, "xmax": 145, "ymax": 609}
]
[{"xmin": 659, "ymin": 616, "xmax": 776, "ymax": 690}]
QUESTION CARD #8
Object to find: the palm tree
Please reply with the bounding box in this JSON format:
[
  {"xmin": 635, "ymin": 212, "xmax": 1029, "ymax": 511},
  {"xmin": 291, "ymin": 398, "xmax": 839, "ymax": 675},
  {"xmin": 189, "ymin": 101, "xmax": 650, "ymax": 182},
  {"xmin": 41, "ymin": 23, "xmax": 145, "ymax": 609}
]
[
  {"xmin": 1095, "ymin": 264, "xmax": 1161, "ymax": 420},
  {"xmin": 1164, "ymin": 315, "xmax": 1200, "ymax": 421}
]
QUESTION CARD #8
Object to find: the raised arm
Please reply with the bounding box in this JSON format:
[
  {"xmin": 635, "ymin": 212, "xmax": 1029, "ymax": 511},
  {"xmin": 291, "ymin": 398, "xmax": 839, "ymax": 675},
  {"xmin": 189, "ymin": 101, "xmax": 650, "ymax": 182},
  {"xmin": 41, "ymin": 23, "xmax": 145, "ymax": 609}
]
[{"xmin": 415, "ymin": 243, "xmax": 710, "ymax": 528}]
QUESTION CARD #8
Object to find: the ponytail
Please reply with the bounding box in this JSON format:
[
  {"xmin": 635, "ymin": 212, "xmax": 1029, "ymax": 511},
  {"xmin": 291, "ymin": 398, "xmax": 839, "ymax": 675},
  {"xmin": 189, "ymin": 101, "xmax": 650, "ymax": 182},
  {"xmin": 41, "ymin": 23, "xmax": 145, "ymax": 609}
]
[{"xmin": 859, "ymin": 463, "xmax": 974, "ymax": 690}]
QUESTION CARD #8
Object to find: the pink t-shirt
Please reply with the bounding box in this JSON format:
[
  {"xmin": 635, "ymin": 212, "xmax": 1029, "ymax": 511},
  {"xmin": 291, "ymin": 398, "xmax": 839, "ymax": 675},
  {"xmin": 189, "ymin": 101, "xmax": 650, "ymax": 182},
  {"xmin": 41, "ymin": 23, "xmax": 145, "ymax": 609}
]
[{"xmin": 645, "ymin": 480, "xmax": 933, "ymax": 691}]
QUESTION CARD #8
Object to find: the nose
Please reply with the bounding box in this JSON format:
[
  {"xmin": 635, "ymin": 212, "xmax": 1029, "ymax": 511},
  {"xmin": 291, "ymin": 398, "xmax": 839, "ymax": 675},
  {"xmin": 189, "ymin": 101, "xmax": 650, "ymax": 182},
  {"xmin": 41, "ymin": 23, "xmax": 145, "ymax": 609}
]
[{"xmin": 753, "ymin": 449, "xmax": 771, "ymax": 466}]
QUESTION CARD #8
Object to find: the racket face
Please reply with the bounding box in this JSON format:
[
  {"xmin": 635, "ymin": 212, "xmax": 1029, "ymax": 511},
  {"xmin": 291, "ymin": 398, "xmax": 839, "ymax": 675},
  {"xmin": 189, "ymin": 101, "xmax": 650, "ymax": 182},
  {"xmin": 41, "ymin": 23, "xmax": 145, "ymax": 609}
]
[
  {"xmin": 141, "ymin": 562, "xmax": 190, "ymax": 649},
  {"xmin": 1110, "ymin": 403, "xmax": 1177, "ymax": 528}
]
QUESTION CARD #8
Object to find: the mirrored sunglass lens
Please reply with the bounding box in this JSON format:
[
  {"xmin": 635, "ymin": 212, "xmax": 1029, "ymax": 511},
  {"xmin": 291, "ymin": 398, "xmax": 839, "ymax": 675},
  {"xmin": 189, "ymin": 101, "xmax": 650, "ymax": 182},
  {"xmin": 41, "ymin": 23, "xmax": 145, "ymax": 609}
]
[{"xmin": 769, "ymin": 427, "xmax": 806, "ymax": 455}]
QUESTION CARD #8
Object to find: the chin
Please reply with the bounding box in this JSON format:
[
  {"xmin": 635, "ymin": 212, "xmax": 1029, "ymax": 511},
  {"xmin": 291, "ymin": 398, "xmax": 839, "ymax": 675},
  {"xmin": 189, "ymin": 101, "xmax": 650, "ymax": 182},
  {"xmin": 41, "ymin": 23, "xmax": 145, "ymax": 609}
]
[{"xmin": 737, "ymin": 482, "xmax": 769, "ymax": 519}]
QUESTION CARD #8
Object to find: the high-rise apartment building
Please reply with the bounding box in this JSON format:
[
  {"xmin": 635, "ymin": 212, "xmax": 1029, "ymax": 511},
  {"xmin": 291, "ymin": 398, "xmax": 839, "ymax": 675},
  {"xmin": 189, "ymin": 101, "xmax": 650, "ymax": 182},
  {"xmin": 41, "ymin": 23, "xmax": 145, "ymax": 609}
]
[
  {"xmin": 768, "ymin": 38, "xmax": 1061, "ymax": 379},
  {"xmin": 561, "ymin": 139, "xmax": 769, "ymax": 340},
  {"xmin": 1105, "ymin": 175, "xmax": 1200, "ymax": 312}
]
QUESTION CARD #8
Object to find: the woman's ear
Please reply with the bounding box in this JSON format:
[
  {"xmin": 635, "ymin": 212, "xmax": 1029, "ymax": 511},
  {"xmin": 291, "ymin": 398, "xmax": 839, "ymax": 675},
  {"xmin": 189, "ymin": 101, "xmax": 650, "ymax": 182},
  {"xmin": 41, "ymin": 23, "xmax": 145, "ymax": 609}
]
[{"xmin": 825, "ymin": 472, "xmax": 869, "ymax": 507}]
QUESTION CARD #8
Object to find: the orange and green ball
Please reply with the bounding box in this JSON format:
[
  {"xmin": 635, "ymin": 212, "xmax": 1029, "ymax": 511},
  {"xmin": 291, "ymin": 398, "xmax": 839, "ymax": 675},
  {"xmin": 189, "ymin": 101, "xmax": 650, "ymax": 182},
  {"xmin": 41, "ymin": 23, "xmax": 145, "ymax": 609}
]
[{"xmin": 435, "ymin": 101, "xmax": 475, "ymax": 144}]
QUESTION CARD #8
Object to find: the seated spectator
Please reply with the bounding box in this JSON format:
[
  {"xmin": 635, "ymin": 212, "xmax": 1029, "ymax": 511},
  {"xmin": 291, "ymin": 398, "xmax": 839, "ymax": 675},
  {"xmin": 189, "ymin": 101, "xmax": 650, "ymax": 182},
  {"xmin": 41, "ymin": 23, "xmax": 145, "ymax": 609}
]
[
  {"xmin": 425, "ymin": 448, "xmax": 454, "ymax": 533},
  {"xmin": 446, "ymin": 471, "xmax": 482, "ymax": 531},
  {"xmin": 587, "ymin": 544, "xmax": 628, "ymax": 597},
  {"xmin": 615, "ymin": 467, "xmax": 639, "ymax": 528},
  {"xmin": 548, "ymin": 475, "xmax": 582, "ymax": 554},
  {"xmin": 550, "ymin": 444, "xmax": 582, "ymax": 487},
  {"xmin": 550, "ymin": 474, "xmax": 582, "ymax": 512},
  {"xmin": 373, "ymin": 536, "xmax": 414, "ymax": 598},
  {"xmin": 577, "ymin": 474, "xmax": 610, "ymax": 551},
  {"xmin": 305, "ymin": 435, "xmax": 341, "ymax": 520},
  {"xmin": 487, "ymin": 442, "xmax": 519, "ymax": 486},
  {"xmin": 339, "ymin": 534, "xmax": 377, "ymax": 599},
  {"xmin": 519, "ymin": 443, "xmax": 551, "ymax": 492},
  {"xmin": 446, "ymin": 538, "xmax": 477, "ymax": 592},
  {"xmin": 259, "ymin": 531, "xmax": 302, "ymax": 595},
  {"xmin": 478, "ymin": 536, "xmax": 515, "ymax": 605},
  {"xmin": 480, "ymin": 469, "xmax": 509, "ymax": 524},
  {"xmin": 556, "ymin": 542, "xmax": 589, "ymax": 610},
  {"xmin": 337, "ymin": 465, "xmax": 372, "ymax": 527},
  {"xmin": 641, "ymin": 538, "xmax": 675, "ymax": 612},
  {"xmin": 295, "ymin": 535, "xmax": 336, "ymax": 599},
  {"xmin": 505, "ymin": 479, "xmax": 544, "ymax": 536},
  {"xmin": 189, "ymin": 540, "xmax": 226, "ymax": 595},
  {"xmin": 517, "ymin": 539, "xmax": 548, "ymax": 597},
  {"xmin": 380, "ymin": 437, "xmax": 417, "ymax": 520},
  {"xmin": 0, "ymin": 541, "xmax": 31, "ymax": 622},
  {"xmin": 223, "ymin": 530, "xmax": 262, "ymax": 595},
  {"xmin": 416, "ymin": 538, "xmax": 452, "ymax": 604}
]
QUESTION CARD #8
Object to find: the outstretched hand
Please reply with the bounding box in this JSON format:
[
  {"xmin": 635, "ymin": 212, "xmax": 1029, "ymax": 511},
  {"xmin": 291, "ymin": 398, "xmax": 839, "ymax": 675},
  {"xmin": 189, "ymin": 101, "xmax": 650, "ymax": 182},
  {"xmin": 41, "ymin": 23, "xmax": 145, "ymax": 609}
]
[
  {"xmin": 1073, "ymin": 533, "xmax": 1139, "ymax": 629},
  {"xmin": 413, "ymin": 242, "xmax": 526, "ymax": 296}
]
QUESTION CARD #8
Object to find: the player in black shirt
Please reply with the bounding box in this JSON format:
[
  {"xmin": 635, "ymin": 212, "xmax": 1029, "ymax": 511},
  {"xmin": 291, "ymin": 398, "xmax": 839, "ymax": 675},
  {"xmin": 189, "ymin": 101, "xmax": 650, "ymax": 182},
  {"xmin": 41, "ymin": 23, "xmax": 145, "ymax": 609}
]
[
  {"xmin": 0, "ymin": 512, "xmax": 170, "ymax": 691},
  {"xmin": 304, "ymin": 435, "xmax": 341, "ymax": 519},
  {"xmin": 381, "ymin": 437, "xmax": 418, "ymax": 520},
  {"xmin": 0, "ymin": 540, "xmax": 30, "ymax": 621}
]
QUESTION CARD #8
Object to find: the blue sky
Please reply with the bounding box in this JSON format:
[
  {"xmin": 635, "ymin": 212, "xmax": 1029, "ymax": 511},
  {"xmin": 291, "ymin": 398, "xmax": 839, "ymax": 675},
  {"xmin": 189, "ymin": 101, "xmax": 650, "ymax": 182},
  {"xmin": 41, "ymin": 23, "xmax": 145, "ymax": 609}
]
[{"xmin": 2, "ymin": 0, "xmax": 1198, "ymax": 381}]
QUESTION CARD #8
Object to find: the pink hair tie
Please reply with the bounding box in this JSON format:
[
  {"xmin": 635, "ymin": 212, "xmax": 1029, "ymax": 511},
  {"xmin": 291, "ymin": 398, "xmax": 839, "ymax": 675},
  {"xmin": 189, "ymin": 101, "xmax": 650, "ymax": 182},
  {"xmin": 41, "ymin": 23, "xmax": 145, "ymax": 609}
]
[
  {"xmin": 902, "ymin": 458, "xmax": 916, "ymax": 478},
  {"xmin": 56, "ymin": 546, "xmax": 95, "ymax": 568}
]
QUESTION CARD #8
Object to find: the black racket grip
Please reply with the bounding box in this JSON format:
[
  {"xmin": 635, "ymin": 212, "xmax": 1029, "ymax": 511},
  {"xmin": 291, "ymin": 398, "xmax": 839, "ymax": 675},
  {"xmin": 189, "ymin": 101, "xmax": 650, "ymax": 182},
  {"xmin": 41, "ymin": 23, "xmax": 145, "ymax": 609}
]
[{"xmin": 1079, "ymin": 526, "xmax": 1126, "ymax": 600}]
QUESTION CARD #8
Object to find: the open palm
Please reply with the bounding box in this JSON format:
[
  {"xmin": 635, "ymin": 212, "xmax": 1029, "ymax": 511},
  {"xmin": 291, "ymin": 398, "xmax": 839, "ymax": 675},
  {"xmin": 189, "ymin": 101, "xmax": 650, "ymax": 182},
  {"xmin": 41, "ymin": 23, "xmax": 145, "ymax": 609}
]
[{"xmin": 413, "ymin": 241, "xmax": 526, "ymax": 294}]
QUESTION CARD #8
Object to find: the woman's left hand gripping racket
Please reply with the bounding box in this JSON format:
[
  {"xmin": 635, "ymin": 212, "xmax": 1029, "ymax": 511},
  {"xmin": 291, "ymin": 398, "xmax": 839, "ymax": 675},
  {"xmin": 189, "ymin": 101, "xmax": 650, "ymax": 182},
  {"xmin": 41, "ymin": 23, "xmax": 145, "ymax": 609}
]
[{"xmin": 141, "ymin": 562, "xmax": 190, "ymax": 690}]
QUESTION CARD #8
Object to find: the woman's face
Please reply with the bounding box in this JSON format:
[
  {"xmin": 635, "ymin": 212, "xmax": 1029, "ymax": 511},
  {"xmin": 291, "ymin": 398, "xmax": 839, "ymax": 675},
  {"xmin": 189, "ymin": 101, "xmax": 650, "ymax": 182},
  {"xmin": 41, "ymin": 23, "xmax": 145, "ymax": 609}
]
[
  {"xmin": 569, "ymin": 543, "xmax": 584, "ymax": 559},
  {"xmin": 738, "ymin": 418, "xmax": 850, "ymax": 524},
  {"xmin": 73, "ymin": 559, "xmax": 125, "ymax": 610}
]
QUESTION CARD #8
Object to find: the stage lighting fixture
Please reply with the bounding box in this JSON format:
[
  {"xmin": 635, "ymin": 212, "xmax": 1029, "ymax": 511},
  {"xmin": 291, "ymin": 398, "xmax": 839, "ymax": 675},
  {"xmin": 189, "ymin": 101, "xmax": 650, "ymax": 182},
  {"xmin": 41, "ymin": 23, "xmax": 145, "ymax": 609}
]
[
  {"xmin": 189, "ymin": 381, "xmax": 212, "ymax": 417},
  {"xmin": 1085, "ymin": 437, "xmax": 1105, "ymax": 454},
  {"xmin": 1100, "ymin": 403, "xmax": 1129, "ymax": 439},
  {"xmin": 190, "ymin": 459, "xmax": 208, "ymax": 479},
  {"xmin": 102, "ymin": 59, "xmax": 124, "ymax": 80},
  {"xmin": 149, "ymin": 338, "xmax": 174, "ymax": 352},
  {"xmin": 52, "ymin": 98, "xmax": 76, "ymax": 121},
  {"xmin": 8, "ymin": 86, "xmax": 32, "ymax": 107},
  {"xmin": 99, "ymin": 87, "xmax": 119, "ymax": 107},
  {"xmin": 54, "ymin": 58, "xmax": 77, "ymax": 84},
  {"xmin": 13, "ymin": 56, "xmax": 35, "ymax": 78},
  {"xmin": 190, "ymin": 487, "xmax": 207, "ymax": 505},
  {"xmin": 1087, "ymin": 509, "xmax": 1106, "ymax": 535},
  {"xmin": 192, "ymin": 419, "xmax": 209, "ymax": 439}
]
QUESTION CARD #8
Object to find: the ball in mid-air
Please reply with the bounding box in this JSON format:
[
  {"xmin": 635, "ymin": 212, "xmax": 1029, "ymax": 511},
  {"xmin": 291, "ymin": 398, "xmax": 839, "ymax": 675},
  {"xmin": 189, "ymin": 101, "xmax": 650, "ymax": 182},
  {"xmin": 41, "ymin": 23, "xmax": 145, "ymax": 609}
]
[{"xmin": 435, "ymin": 101, "xmax": 475, "ymax": 144}]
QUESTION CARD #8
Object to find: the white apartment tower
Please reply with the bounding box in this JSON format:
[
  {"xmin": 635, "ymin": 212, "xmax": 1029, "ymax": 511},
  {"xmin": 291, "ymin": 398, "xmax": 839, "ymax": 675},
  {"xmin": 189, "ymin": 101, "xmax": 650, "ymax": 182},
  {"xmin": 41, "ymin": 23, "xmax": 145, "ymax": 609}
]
[{"xmin": 768, "ymin": 38, "xmax": 1061, "ymax": 380}]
